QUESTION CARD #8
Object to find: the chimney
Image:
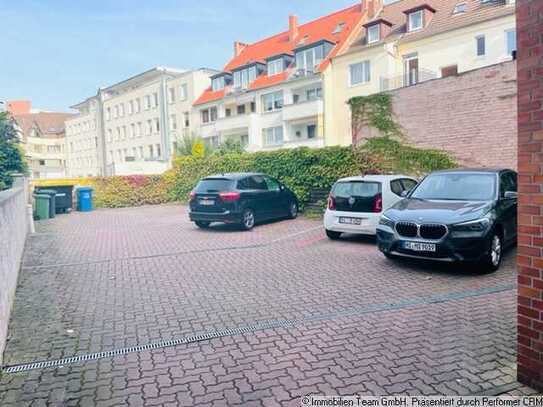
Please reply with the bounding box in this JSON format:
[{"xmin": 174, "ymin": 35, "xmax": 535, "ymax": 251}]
[
  {"xmin": 365, "ymin": 0, "xmax": 381, "ymax": 19},
  {"xmin": 234, "ymin": 41, "xmax": 247, "ymax": 57},
  {"xmin": 289, "ymin": 15, "xmax": 299, "ymax": 42}
]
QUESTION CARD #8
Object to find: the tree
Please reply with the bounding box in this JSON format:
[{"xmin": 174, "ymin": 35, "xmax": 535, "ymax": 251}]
[
  {"xmin": 213, "ymin": 138, "xmax": 245, "ymax": 155},
  {"xmin": 0, "ymin": 112, "xmax": 27, "ymax": 190}
]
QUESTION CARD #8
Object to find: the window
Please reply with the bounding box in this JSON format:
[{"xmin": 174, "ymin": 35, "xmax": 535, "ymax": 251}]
[
  {"xmin": 262, "ymin": 91, "xmax": 284, "ymax": 112},
  {"xmin": 506, "ymin": 29, "xmax": 516, "ymax": 56},
  {"xmin": 179, "ymin": 84, "xmax": 188, "ymax": 101},
  {"xmin": 135, "ymin": 98, "xmax": 141, "ymax": 113},
  {"xmin": 114, "ymin": 105, "xmax": 119, "ymax": 118},
  {"xmin": 263, "ymin": 126, "xmax": 283, "ymax": 146},
  {"xmin": 154, "ymin": 118, "xmax": 160, "ymax": 133},
  {"xmin": 122, "ymin": 126, "xmax": 127, "ymax": 140},
  {"xmin": 476, "ymin": 35, "xmax": 486, "ymax": 56},
  {"xmin": 119, "ymin": 103, "xmax": 125, "ymax": 117},
  {"xmin": 212, "ymin": 77, "xmax": 225, "ymax": 91},
  {"xmin": 267, "ymin": 58, "xmax": 284, "ymax": 76},
  {"xmin": 139, "ymin": 146, "xmax": 144, "ymax": 158},
  {"xmin": 390, "ymin": 180, "xmax": 405, "ymax": 196},
  {"xmin": 106, "ymin": 107, "xmax": 111, "ymax": 121},
  {"xmin": 408, "ymin": 10, "xmax": 423, "ymax": 31},
  {"xmin": 233, "ymin": 66, "xmax": 257, "ymax": 89},
  {"xmin": 349, "ymin": 61, "xmax": 371, "ymax": 85},
  {"xmin": 237, "ymin": 104, "xmax": 246, "ymax": 115},
  {"xmin": 441, "ymin": 65, "xmax": 458, "ymax": 77},
  {"xmin": 107, "ymin": 129, "xmax": 113, "ymax": 142},
  {"xmin": 170, "ymin": 114, "xmax": 177, "ymax": 130},
  {"xmin": 168, "ymin": 88, "xmax": 175, "ymax": 103},
  {"xmin": 500, "ymin": 171, "xmax": 517, "ymax": 197},
  {"xmin": 147, "ymin": 120, "xmax": 153, "ymax": 135},
  {"xmin": 225, "ymin": 108, "xmax": 232, "ymax": 117},
  {"xmin": 332, "ymin": 22, "xmax": 346, "ymax": 35},
  {"xmin": 153, "ymin": 93, "xmax": 159, "ymax": 108},
  {"xmin": 307, "ymin": 124, "xmax": 316, "ymax": 139},
  {"xmin": 183, "ymin": 112, "xmax": 190, "ymax": 127},
  {"xmin": 295, "ymin": 44, "xmax": 326, "ymax": 72},
  {"xmin": 128, "ymin": 100, "xmax": 134, "ymax": 115},
  {"xmin": 130, "ymin": 124, "xmax": 136, "ymax": 138},
  {"xmin": 149, "ymin": 145, "xmax": 154, "ymax": 158},
  {"xmin": 250, "ymin": 175, "xmax": 268, "ymax": 190},
  {"xmin": 367, "ymin": 24, "xmax": 380, "ymax": 44},
  {"xmin": 144, "ymin": 95, "xmax": 151, "ymax": 110},
  {"xmin": 453, "ymin": 2, "xmax": 467, "ymax": 14},
  {"xmin": 201, "ymin": 107, "xmax": 217, "ymax": 124},
  {"xmin": 306, "ymin": 87, "xmax": 322, "ymax": 101},
  {"xmin": 116, "ymin": 127, "xmax": 121, "ymax": 141},
  {"xmin": 156, "ymin": 144, "xmax": 161, "ymax": 158},
  {"xmin": 264, "ymin": 177, "xmax": 281, "ymax": 192}
]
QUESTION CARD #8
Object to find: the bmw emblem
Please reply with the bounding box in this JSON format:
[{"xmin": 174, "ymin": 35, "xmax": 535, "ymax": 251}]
[{"xmin": 348, "ymin": 197, "xmax": 356, "ymax": 205}]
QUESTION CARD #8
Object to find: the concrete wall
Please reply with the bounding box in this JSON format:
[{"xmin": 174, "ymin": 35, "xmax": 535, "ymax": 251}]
[
  {"xmin": 354, "ymin": 61, "xmax": 518, "ymax": 169},
  {"xmin": 517, "ymin": 0, "xmax": 543, "ymax": 392},
  {"xmin": 0, "ymin": 177, "xmax": 29, "ymax": 365}
]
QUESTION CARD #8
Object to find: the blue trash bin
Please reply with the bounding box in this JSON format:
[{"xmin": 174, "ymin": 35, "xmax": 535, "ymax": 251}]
[{"xmin": 77, "ymin": 187, "xmax": 94, "ymax": 212}]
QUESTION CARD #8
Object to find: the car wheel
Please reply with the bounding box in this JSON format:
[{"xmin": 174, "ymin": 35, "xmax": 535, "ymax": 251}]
[
  {"xmin": 287, "ymin": 201, "xmax": 298, "ymax": 219},
  {"xmin": 241, "ymin": 209, "xmax": 255, "ymax": 231},
  {"xmin": 326, "ymin": 229, "xmax": 341, "ymax": 240},
  {"xmin": 481, "ymin": 232, "xmax": 503, "ymax": 272},
  {"xmin": 195, "ymin": 221, "xmax": 211, "ymax": 229}
]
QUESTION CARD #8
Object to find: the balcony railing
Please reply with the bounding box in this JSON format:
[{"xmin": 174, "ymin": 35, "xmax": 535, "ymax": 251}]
[
  {"xmin": 282, "ymin": 99, "xmax": 323, "ymax": 121},
  {"xmin": 380, "ymin": 69, "xmax": 438, "ymax": 92}
]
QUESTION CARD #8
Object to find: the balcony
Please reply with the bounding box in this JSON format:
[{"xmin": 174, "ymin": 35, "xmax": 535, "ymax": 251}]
[
  {"xmin": 380, "ymin": 69, "xmax": 438, "ymax": 92},
  {"xmin": 282, "ymin": 99, "xmax": 323, "ymax": 122},
  {"xmin": 201, "ymin": 114, "xmax": 256, "ymax": 138}
]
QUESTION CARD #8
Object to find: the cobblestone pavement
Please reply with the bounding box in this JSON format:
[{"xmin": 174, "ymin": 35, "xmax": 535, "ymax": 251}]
[{"xmin": 0, "ymin": 204, "xmax": 539, "ymax": 405}]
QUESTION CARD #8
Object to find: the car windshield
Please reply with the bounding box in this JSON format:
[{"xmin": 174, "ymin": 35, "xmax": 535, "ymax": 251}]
[
  {"xmin": 333, "ymin": 181, "xmax": 380, "ymax": 198},
  {"xmin": 410, "ymin": 173, "xmax": 496, "ymax": 201},
  {"xmin": 195, "ymin": 178, "xmax": 235, "ymax": 193}
]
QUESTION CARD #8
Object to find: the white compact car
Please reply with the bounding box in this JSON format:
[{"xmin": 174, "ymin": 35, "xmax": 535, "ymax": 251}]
[{"xmin": 324, "ymin": 175, "xmax": 418, "ymax": 239}]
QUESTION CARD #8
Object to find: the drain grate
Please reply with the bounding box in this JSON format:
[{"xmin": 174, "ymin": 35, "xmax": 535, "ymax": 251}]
[{"xmin": 2, "ymin": 284, "xmax": 514, "ymax": 374}]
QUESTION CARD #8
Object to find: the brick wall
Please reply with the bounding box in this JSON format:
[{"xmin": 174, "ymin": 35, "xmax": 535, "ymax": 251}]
[
  {"xmin": 353, "ymin": 61, "xmax": 518, "ymax": 170},
  {"xmin": 0, "ymin": 177, "xmax": 29, "ymax": 366},
  {"xmin": 517, "ymin": 0, "xmax": 543, "ymax": 392}
]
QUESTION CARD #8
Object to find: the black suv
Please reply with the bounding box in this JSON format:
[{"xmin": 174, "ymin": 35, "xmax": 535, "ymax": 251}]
[
  {"xmin": 189, "ymin": 173, "xmax": 299, "ymax": 230},
  {"xmin": 377, "ymin": 169, "xmax": 517, "ymax": 271}
]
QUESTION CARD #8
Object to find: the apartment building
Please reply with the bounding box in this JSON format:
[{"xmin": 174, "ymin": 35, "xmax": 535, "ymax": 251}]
[
  {"xmin": 193, "ymin": 3, "xmax": 368, "ymax": 151},
  {"xmin": 9, "ymin": 101, "xmax": 74, "ymax": 179},
  {"xmin": 326, "ymin": 0, "xmax": 517, "ymax": 145},
  {"xmin": 65, "ymin": 67, "xmax": 217, "ymax": 177}
]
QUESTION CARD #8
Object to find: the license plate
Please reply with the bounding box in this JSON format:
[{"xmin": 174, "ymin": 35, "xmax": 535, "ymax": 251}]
[
  {"xmin": 339, "ymin": 217, "xmax": 362, "ymax": 225},
  {"xmin": 199, "ymin": 199, "xmax": 215, "ymax": 206},
  {"xmin": 403, "ymin": 241, "xmax": 437, "ymax": 252}
]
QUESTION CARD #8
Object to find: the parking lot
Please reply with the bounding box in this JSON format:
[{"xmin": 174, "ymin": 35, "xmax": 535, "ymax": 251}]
[{"xmin": 0, "ymin": 204, "xmax": 537, "ymax": 406}]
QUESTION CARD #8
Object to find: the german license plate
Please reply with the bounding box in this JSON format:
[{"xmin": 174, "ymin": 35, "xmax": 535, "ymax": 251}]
[
  {"xmin": 199, "ymin": 199, "xmax": 215, "ymax": 206},
  {"xmin": 403, "ymin": 241, "xmax": 436, "ymax": 252},
  {"xmin": 339, "ymin": 217, "xmax": 362, "ymax": 225}
]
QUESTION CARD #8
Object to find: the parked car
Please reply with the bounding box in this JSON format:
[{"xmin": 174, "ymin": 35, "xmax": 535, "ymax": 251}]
[
  {"xmin": 324, "ymin": 175, "xmax": 418, "ymax": 239},
  {"xmin": 189, "ymin": 173, "xmax": 299, "ymax": 230},
  {"xmin": 376, "ymin": 168, "xmax": 518, "ymax": 271}
]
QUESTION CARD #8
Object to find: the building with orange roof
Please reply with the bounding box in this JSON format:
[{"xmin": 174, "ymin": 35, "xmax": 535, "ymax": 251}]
[
  {"xmin": 10, "ymin": 101, "xmax": 75, "ymax": 179},
  {"xmin": 193, "ymin": 2, "xmax": 370, "ymax": 151},
  {"xmin": 327, "ymin": 0, "xmax": 516, "ymax": 146}
]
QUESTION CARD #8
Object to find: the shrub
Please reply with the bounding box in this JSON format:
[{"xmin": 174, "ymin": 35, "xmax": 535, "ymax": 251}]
[
  {"xmin": 33, "ymin": 137, "xmax": 456, "ymax": 210},
  {"xmin": 0, "ymin": 112, "xmax": 27, "ymax": 190}
]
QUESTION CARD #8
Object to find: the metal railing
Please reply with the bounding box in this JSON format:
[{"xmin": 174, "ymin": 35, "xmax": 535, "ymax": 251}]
[{"xmin": 380, "ymin": 69, "xmax": 438, "ymax": 92}]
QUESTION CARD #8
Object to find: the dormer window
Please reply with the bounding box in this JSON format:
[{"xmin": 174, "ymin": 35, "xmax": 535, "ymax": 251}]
[
  {"xmin": 233, "ymin": 65, "xmax": 257, "ymax": 89},
  {"xmin": 367, "ymin": 24, "xmax": 380, "ymax": 44},
  {"xmin": 408, "ymin": 10, "xmax": 424, "ymax": 31},
  {"xmin": 404, "ymin": 4, "xmax": 436, "ymax": 32},
  {"xmin": 267, "ymin": 58, "xmax": 284, "ymax": 76},
  {"xmin": 212, "ymin": 77, "xmax": 225, "ymax": 91},
  {"xmin": 294, "ymin": 41, "xmax": 334, "ymax": 73}
]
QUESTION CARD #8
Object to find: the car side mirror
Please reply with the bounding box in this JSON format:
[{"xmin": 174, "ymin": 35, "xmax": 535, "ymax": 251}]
[
  {"xmin": 504, "ymin": 191, "xmax": 518, "ymax": 200},
  {"xmin": 279, "ymin": 184, "xmax": 285, "ymax": 191},
  {"xmin": 401, "ymin": 190, "xmax": 409, "ymax": 198}
]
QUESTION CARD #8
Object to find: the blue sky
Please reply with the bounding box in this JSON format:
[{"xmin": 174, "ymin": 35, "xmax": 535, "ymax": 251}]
[{"xmin": 0, "ymin": 0, "xmax": 357, "ymax": 112}]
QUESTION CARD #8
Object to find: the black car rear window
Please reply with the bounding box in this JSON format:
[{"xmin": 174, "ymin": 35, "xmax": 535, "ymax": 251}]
[
  {"xmin": 332, "ymin": 181, "xmax": 381, "ymax": 198},
  {"xmin": 195, "ymin": 178, "xmax": 235, "ymax": 193},
  {"xmin": 411, "ymin": 173, "xmax": 497, "ymax": 201}
]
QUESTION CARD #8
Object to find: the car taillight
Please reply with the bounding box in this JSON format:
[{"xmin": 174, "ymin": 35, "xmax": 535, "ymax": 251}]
[
  {"xmin": 189, "ymin": 191, "xmax": 196, "ymax": 201},
  {"xmin": 373, "ymin": 193, "xmax": 383, "ymax": 213},
  {"xmin": 219, "ymin": 191, "xmax": 241, "ymax": 202},
  {"xmin": 327, "ymin": 194, "xmax": 336, "ymax": 210}
]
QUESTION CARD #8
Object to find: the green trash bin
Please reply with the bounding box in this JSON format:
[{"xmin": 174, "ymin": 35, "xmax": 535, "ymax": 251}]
[
  {"xmin": 38, "ymin": 189, "xmax": 57, "ymax": 218},
  {"xmin": 34, "ymin": 194, "xmax": 50, "ymax": 220}
]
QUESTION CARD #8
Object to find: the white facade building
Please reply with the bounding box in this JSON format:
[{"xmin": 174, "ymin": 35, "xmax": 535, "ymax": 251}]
[{"xmin": 65, "ymin": 67, "xmax": 217, "ymax": 177}]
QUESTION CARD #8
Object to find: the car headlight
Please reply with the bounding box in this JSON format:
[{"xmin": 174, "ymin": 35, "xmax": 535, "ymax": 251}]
[
  {"xmin": 379, "ymin": 214, "xmax": 395, "ymax": 228},
  {"xmin": 453, "ymin": 217, "xmax": 490, "ymax": 232}
]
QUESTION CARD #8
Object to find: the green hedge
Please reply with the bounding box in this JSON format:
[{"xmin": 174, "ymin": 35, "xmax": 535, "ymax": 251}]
[
  {"xmin": 169, "ymin": 138, "xmax": 456, "ymax": 210},
  {"xmin": 33, "ymin": 138, "xmax": 456, "ymax": 210}
]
